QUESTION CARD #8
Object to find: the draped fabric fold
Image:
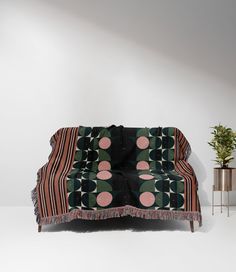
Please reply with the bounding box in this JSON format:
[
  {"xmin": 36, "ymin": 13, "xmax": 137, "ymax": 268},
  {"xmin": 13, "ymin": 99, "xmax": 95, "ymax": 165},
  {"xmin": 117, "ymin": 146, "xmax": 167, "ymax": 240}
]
[{"xmin": 32, "ymin": 126, "xmax": 201, "ymax": 226}]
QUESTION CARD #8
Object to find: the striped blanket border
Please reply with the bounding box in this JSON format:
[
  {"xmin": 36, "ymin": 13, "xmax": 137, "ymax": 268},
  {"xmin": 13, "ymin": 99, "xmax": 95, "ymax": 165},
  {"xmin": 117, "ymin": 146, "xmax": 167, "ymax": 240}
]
[{"xmin": 32, "ymin": 127, "xmax": 78, "ymax": 223}]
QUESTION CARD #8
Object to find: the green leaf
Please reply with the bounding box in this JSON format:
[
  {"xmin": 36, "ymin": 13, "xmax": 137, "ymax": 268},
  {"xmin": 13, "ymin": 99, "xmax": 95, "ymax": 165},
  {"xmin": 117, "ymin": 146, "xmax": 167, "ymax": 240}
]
[{"xmin": 209, "ymin": 124, "xmax": 236, "ymax": 167}]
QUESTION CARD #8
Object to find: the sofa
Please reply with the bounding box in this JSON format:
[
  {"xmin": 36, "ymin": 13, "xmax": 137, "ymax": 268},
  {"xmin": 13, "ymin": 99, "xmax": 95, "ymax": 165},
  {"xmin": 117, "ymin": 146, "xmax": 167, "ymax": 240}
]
[{"xmin": 32, "ymin": 125, "xmax": 202, "ymax": 232}]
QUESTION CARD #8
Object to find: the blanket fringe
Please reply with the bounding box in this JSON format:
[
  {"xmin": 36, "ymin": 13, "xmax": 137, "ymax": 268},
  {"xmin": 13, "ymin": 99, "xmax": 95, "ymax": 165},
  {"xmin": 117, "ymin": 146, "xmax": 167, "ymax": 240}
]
[
  {"xmin": 31, "ymin": 187, "xmax": 40, "ymax": 224},
  {"xmin": 36, "ymin": 205, "xmax": 202, "ymax": 226}
]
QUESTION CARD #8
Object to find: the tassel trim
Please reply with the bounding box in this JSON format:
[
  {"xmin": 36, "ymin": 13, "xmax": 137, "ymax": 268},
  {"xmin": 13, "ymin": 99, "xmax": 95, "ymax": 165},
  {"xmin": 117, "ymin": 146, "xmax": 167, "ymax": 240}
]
[
  {"xmin": 31, "ymin": 187, "xmax": 40, "ymax": 224},
  {"xmin": 32, "ymin": 191, "xmax": 202, "ymax": 226}
]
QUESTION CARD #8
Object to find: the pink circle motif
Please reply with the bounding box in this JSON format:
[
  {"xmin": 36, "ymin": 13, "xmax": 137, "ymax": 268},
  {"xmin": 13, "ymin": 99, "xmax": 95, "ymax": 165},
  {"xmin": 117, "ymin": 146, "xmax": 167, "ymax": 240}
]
[
  {"xmin": 136, "ymin": 136, "xmax": 149, "ymax": 149},
  {"xmin": 98, "ymin": 161, "xmax": 111, "ymax": 171},
  {"xmin": 139, "ymin": 192, "xmax": 155, "ymax": 207},
  {"xmin": 99, "ymin": 137, "xmax": 111, "ymax": 149},
  {"xmin": 136, "ymin": 161, "xmax": 150, "ymax": 170},
  {"xmin": 97, "ymin": 170, "xmax": 112, "ymax": 180},
  {"xmin": 97, "ymin": 192, "xmax": 113, "ymax": 207},
  {"xmin": 139, "ymin": 174, "xmax": 154, "ymax": 180}
]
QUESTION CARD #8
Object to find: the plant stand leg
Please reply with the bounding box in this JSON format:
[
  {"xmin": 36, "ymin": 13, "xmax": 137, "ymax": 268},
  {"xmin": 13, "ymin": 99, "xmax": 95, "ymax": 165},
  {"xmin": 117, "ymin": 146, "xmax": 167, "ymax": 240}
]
[
  {"xmin": 212, "ymin": 185, "xmax": 214, "ymax": 215},
  {"xmin": 199, "ymin": 216, "xmax": 202, "ymax": 227},
  {"xmin": 38, "ymin": 225, "xmax": 42, "ymax": 232},
  {"xmin": 220, "ymin": 190, "xmax": 222, "ymax": 213},
  {"xmin": 190, "ymin": 221, "xmax": 194, "ymax": 233},
  {"xmin": 227, "ymin": 191, "xmax": 230, "ymax": 217}
]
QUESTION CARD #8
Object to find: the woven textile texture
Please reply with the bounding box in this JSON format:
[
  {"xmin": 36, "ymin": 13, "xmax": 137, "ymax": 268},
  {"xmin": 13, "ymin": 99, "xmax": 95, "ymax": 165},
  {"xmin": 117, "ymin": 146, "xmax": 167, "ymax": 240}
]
[{"xmin": 32, "ymin": 126, "xmax": 201, "ymax": 225}]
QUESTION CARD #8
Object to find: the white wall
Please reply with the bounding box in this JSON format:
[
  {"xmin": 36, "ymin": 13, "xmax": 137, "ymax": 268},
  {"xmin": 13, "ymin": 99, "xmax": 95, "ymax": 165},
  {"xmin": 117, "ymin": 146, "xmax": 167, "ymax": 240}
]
[{"xmin": 0, "ymin": 0, "xmax": 236, "ymax": 206}]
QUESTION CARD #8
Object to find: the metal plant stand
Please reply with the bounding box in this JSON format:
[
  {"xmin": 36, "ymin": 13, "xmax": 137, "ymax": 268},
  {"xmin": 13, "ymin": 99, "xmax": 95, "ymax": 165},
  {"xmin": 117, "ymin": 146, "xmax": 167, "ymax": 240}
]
[
  {"xmin": 212, "ymin": 168, "xmax": 236, "ymax": 217},
  {"xmin": 212, "ymin": 184, "xmax": 230, "ymax": 217}
]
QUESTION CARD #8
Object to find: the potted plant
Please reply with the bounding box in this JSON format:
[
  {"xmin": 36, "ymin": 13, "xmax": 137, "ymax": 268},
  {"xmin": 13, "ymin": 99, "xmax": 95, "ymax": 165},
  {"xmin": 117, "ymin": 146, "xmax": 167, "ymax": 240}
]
[{"xmin": 208, "ymin": 124, "xmax": 236, "ymax": 191}]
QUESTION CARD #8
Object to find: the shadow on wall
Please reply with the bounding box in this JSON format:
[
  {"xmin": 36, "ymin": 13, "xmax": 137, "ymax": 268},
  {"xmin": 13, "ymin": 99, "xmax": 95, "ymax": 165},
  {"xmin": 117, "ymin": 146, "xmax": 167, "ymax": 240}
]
[
  {"xmin": 47, "ymin": 0, "xmax": 236, "ymax": 87},
  {"xmin": 189, "ymin": 152, "xmax": 209, "ymax": 205}
]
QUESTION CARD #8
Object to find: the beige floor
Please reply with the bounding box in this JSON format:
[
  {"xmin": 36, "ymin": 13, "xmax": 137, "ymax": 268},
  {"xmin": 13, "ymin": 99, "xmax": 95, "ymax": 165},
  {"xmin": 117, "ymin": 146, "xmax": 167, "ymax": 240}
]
[{"xmin": 0, "ymin": 206, "xmax": 235, "ymax": 272}]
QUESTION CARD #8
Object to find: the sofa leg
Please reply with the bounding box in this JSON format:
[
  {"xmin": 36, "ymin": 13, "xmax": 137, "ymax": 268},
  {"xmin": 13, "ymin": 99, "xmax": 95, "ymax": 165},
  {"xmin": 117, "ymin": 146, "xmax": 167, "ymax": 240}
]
[
  {"xmin": 38, "ymin": 225, "xmax": 42, "ymax": 232},
  {"xmin": 190, "ymin": 221, "xmax": 194, "ymax": 232},
  {"xmin": 199, "ymin": 216, "xmax": 202, "ymax": 227}
]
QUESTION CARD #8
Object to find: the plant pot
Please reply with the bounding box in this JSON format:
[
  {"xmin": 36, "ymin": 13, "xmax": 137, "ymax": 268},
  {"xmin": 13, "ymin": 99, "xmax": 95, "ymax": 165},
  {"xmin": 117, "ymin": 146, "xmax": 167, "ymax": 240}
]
[{"xmin": 214, "ymin": 168, "xmax": 235, "ymax": 191}]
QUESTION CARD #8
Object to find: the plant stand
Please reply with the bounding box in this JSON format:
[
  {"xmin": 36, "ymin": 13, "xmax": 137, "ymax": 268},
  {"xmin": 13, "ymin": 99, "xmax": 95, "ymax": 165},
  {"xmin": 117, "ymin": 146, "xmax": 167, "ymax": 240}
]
[
  {"xmin": 212, "ymin": 185, "xmax": 230, "ymax": 216},
  {"xmin": 212, "ymin": 168, "xmax": 236, "ymax": 217}
]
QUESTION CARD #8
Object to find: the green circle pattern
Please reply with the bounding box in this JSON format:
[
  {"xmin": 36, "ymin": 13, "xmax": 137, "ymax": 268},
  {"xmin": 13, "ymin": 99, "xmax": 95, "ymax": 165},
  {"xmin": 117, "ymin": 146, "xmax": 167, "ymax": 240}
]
[
  {"xmin": 156, "ymin": 192, "xmax": 170, "ymax": 207},
  {"xmin": 170, "ymin": 181, "xmax": 184, "ymax": 193},
  {"xmin": 67, "ymin": 179, "xmax": 81, "ymax": 192},
  {"xmin": 79, "ymin": 126, "xmax": 92, "ymax": 136},
  {"xmin": 67, "ymin": 126, "xmax": 185, "ymax": 211}
]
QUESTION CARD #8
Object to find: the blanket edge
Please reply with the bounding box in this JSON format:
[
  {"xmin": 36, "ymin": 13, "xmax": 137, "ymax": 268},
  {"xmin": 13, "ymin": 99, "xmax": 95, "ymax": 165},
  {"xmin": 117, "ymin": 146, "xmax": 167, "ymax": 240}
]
[
  {"xmin": 31, "ymin": 187, "xmax": 40, "ymax": 224},
  {"xmin": 35, "ymin": 205, "xmax": 202, "ymax": 226}
]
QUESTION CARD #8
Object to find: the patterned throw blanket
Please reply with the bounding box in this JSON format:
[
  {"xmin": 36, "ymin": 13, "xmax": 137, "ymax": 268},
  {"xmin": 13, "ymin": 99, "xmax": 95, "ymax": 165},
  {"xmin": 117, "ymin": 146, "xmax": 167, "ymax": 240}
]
[{"xmin": 32, "ymin": 126, "xmax": 201, "ymax": 226}]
